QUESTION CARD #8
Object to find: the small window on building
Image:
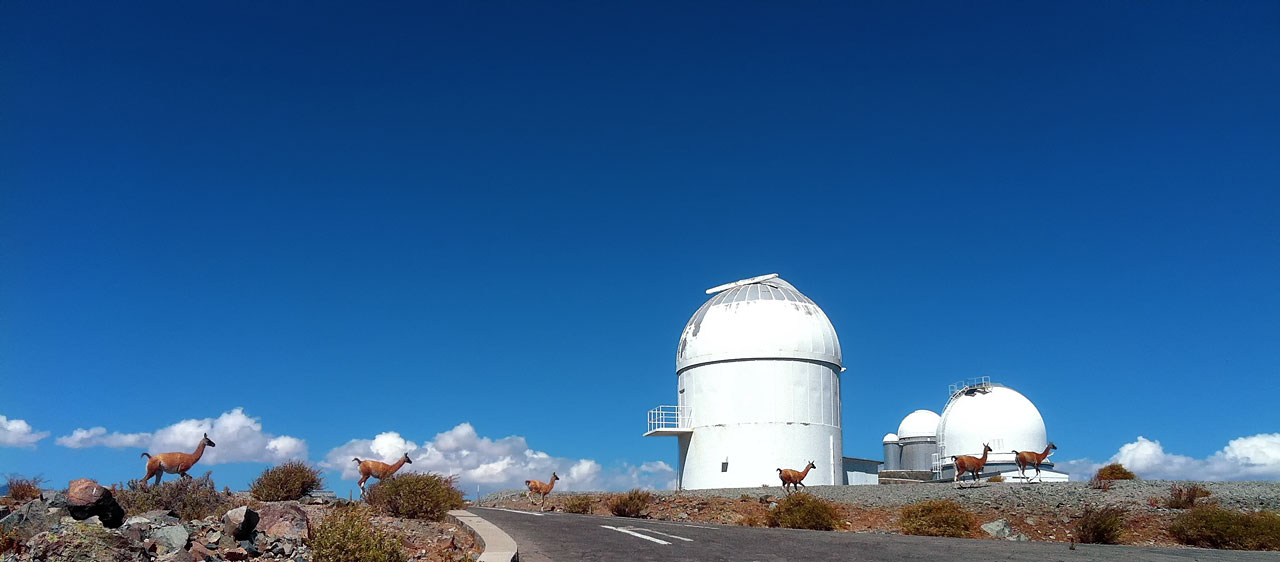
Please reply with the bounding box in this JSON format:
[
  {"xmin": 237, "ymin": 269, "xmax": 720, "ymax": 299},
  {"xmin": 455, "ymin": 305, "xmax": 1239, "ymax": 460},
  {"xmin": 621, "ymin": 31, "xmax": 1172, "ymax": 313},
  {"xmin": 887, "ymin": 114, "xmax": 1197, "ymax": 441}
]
[{"xmin": 721, "ymin": 461, "xmax": 729, "ymax": 472}]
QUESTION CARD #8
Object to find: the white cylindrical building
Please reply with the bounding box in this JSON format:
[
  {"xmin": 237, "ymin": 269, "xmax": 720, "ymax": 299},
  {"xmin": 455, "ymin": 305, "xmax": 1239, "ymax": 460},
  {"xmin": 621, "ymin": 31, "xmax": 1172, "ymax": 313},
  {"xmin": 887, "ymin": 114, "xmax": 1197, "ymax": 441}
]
[
  {"xmin": 896, "ymin": 409, "xmax": 941, "ymax": 472},
  {"xmin": 646, "ymin": 274, "xmax": 844, "ymax": 490},
  {"xmin": 881, "ymin": 433, "xmax": 901, "ymax": 471}
]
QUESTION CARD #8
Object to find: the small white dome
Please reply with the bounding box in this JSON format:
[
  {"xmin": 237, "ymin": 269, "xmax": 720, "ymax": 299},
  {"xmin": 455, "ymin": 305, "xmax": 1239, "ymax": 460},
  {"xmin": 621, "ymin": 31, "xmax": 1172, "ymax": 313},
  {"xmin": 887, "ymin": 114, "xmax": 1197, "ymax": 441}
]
[
  {"xmin": 938, "ymin": 384, "xmax": 1047, "ymax": 459},
  {"xmin": 896, "ymin": 410, "xmax": 941, "ymax": 439},
  {"xmin": 882, "ymin": 433, "xmax": 900, "ymax": 443},
  {"xmin": 676, "ymin": 275, "xmax": 841, "ymax": 372}
]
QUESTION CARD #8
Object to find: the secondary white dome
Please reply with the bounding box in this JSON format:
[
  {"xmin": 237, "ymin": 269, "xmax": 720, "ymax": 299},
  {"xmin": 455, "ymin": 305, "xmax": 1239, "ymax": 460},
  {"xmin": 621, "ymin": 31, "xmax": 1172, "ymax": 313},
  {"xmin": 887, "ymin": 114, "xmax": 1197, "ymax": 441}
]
[
  {"xmin": 882, "ymin": 433, "xmax": 900, "ymax": 443},
  {"xmin": 896, "ymin": 410, "xmax": 940, "ymax": 439},
  {"xmin": 938, "ymin": 384, "xmax": 1047, "ymax": 459},
  {"xmin": 676, "ymin": 274, "xmax": 841, "ymax": 372}
]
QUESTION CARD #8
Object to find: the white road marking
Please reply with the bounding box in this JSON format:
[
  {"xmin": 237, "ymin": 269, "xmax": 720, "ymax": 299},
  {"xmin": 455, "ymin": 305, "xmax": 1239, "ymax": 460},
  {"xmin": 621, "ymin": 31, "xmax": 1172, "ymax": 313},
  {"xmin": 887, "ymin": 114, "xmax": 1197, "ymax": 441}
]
[
  {"xmin": 629, "ymin": 527, "xmax": 693, "ymax": 542},
  {"xmin": 635, "ymin": 519, "xmax": 719, "ymax": 530},
  {"xmin": 600, "ymin": 525, "xmax": 671, "ymax": 545},
  {"xmin": 487, "ymin": 508, "xmax": 545, "ymax": 516}
]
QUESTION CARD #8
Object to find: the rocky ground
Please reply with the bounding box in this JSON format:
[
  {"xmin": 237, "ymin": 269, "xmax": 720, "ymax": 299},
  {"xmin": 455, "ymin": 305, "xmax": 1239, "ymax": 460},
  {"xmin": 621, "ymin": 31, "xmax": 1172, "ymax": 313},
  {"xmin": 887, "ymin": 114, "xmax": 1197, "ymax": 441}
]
[
  {"xmin": 483, "ymin": 480, "xmax": 1280, "ymax": 549},
  {"xmin": 1, "ymin": 488, "xmax": 481, "ymax": 562}
]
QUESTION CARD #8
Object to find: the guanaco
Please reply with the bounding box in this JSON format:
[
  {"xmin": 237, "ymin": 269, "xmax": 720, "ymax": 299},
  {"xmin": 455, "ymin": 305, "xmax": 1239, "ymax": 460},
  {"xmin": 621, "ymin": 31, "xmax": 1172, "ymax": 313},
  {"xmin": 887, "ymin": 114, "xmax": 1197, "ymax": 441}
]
[{"xmin": 141, "ymin": 433, "xmax": 216, "ymax": 486}]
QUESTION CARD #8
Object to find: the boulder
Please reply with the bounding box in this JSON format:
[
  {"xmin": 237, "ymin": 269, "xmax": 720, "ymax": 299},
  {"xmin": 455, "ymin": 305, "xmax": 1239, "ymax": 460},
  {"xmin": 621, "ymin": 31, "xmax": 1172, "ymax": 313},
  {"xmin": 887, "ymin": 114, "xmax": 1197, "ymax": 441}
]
[
  {"xmin": 150, "ymin": 525, "xmax": 190, "ymax": 554},
  {"xmin": 981, "ymin": 518, "xmax": 1012, "ymax": 539},
  {"xmin": 140, "ymin": 509, "xmax": 180, "ymax": 525},
  {"xmin": 23, "ymin": 521, "xmax": 149, "ymax": 562},
  {"xmin": 65, "ymin": 478, "xmax": 126, "ymax": 528},
  {"xmin": 221, "ymin": 505, "xmax": 259, "ymax": 541},
  {"xmin": 257, "ymin": 502, "xmax": 309, "ymax": 540},
  {"xmin": 0, "ymin": 499, "xmax": 56, "ymax": 536}
]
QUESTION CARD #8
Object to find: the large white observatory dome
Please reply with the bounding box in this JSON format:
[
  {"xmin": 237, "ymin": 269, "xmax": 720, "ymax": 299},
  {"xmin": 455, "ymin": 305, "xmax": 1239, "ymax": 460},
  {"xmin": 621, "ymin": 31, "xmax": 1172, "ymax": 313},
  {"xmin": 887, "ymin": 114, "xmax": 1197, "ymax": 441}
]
[
  {"xmin": 677, "ymin": 274, "xmax": 842, "ymax": 373},
  {"xmin": 938, "ymin": 384, "xmax": 1047, "ymax": 459},
  {"xmin": 896, "ymin": 410, "xmax": 940, "ymax": 439}
]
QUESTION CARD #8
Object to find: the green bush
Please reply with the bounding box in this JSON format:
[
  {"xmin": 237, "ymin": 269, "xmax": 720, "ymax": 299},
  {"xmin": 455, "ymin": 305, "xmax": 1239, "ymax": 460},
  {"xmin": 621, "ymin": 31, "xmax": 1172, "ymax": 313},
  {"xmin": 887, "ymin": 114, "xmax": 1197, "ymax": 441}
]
[
  {"xmin": 563, "ymin": 495, "xmax": 594, "ymax": 514},
  {"xmin": 1094, "ymin": 463, "xmax": 1137, "ymax": 480},
  {"xmin": 365, "ymin": 474, "xmax": 465, "ymax": 521},
  {"xmin": 1075, "ymin": 506, "xmax": 1126, "ymax": 544},
  {"xmin": 766, "ymin": 492, "xmax": 839, "ymax": 531},
  {"xmin": 608, "ymin": 489, "xmax": 651, "ymax": 518},
  {"xmin": 309, "ymin": 504, "xmax": 406, "ymax": 562},
  {"xmin": 1169, "ymin": 506, "xmax": 1280, "ymax": 550},
  {"xmin": 900, "ymin": 500, "xmax": 977, "ymax": 538},
  {"xmin": 115, "ymin": 472, "xmax": 234, "ymax": 521},
  {"xmin": 1163, "ymin": 484, "xmax": 1212, "ymax": 509},
  {"xmin": 4, "ymin": 475, "xmax": 44, "ymax": 502},
  {"xmin": 250, "ymin": 461, "xmax": 323, "ymax": 501}
]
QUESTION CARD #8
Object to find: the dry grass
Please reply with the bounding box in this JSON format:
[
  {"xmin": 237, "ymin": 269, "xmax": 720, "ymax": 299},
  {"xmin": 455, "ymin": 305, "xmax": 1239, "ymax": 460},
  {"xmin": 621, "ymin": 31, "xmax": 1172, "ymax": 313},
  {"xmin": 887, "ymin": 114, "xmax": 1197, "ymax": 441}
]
[
  {"xmin": 608, "ymin": 489, "xmax": 652, "ymax": 518},
  {"xmin": 4, "ymin": 475, "xmax": 44, "ymax": 502},
  {"xmin": 1075, "ymin": 506, "xmax": 1126, "ymax": 544},
  {"xmin": 900, "ymin": 500, "xmax": 977, "ymax": 538},
  {"xmin": 1094, "ymin": 463, "xmax": 1137, "ymax": 480},
  {"xmin": 1169, "ymin": 506, "xmax": 1280, "ymax": 551},
  {"xmin": 987, "ymin": 475, "xmax": 1005, "ymax": 483},
  {"xmin": 766, "ymin": 492, "xmax": 840, "ymax": 531},
  {"xmin": 114, "ymin": 472, "xmax": 235, "ymax": 521},
  {"xmin": 250, "ymin": 461, "xmax": 324, "ymax": 501},
  {"xmin": 365, "ymin": 474, "xmax": 465, "ymax": 522},
  {"xmin": 310, "ymin": 504, "xmax": 407, "ymax": 562},
  {"xmin": 563, "ymin": 495, "xmax": 594, "ymax": 514},
  {"xmin": 1163, "ymin": 484, "xmax": 1213, "ymax": 509}
]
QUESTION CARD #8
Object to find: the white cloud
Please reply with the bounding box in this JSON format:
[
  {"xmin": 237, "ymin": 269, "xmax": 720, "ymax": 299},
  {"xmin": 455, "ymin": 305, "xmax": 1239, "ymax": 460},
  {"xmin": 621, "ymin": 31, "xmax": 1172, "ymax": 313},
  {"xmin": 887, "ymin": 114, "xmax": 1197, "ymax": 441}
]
[
  {"xmin": 322, "ymin": 422, "xmax": 675, "ymax": 492},
  {"xmin": 1060, "ymin": 433, "xmax": 1280, "ymax": 481},
  {"xmin": 0, "ymin": 414, "xmax": 48, "ymax": 447},
  {"xmin": 55, "ymin": 408, "xmax": 307, "ymax": 464},
  {"xmin": 56, "ymin": 427, "xmax": 151, "ymax": 448}
]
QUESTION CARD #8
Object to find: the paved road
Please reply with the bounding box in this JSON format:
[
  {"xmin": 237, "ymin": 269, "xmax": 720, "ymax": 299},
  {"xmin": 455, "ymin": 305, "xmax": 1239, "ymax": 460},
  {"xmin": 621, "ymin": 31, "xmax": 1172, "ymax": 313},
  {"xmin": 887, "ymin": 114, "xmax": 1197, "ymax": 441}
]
[{"xmin": 471, "ymin": 507, "xmax": 1274, "ymax": 562}]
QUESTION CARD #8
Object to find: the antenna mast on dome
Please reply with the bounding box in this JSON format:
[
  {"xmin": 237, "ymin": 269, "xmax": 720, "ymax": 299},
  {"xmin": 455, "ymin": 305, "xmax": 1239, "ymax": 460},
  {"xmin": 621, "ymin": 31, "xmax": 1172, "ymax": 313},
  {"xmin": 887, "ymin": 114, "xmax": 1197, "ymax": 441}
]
[{"xmin": 704, "ymin": 273, "xmax": 779, "ymax": 295}]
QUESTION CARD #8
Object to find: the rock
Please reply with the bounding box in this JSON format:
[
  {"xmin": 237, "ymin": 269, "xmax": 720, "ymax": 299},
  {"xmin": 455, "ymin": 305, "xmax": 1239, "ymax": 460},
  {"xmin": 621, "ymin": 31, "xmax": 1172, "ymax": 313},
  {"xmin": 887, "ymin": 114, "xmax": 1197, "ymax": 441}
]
[
  {"xmin": 151, "ymin": 525, "xmax": 191, "ymax": 554},
  {"xmin": 1008, "ymin": 533, "xmax": 1030, "ymax": 542},
  {"xmin": 981, "ymin": 518, "xmax": 1012, "ymax": 538},
  {"xmin": 141, "ymin": 509, "xmax": 181, "ymax": 525},
  {"xmin": 66, "ymin": 478, "xmax": 126, "ymax": 528},
  {"xmin": 257, "ymin": 502, "xmax": 309, "ymax": 540},
  {"xmin": 124, "ymin": 515, "xmax": 153, "ymax": 527},
  {"xmin": 238, "ymin": 538, "xmax": 261, "ymax": 557},
  {"xmin": 224, "ymin": 547, "xmax": 250, "ymax": 561},
  {"xmin": 158, "ymin": 549, "xmax": 195, "ymax": 562},
  {"xmin": 23, "ymin": 521, "xmax": 149, "ymax": 562},
  {"xmin": 44, "ymin": 490, "xmax": 69, "ymax": 508},
  {"xmin": 189, "ymin": 541, "xmax": 216, "ymax": 560},
  {"xmin": 207, "ymin": 529, "xmax": 223, "ymax": 543},
  {"xmin": 222, "ymin": 505, "xmax": 259, "ymax": 541},
  {"xmin": 0, "ymin": 499, "xmax": 56, "ymax": 536}
]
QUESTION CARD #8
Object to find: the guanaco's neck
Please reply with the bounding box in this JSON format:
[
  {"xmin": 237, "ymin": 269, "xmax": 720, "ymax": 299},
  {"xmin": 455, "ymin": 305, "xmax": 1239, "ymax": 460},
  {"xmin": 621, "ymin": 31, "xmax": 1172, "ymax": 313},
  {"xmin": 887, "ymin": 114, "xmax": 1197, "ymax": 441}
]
[
  {"xmin": 545, "ymin": 475, "xmax": 557, "ymax": 492},
  {"xmin": 979, "ymin": 449, "xmax": 989, "ymax": 463},
  {"xmin": 389, "ymin": 456, "xmax": 407, "ymax": 474},
  {"xmin": 191, "ymin": 440, "xmax": 208, "ymax": 462},
  {"xmin": 800, "ymin": 465, "xmax": 813, "ymax": 477},
  {"xmin": 1039, "ymin": 445, "xmax": 1054, "ymax": 459}
]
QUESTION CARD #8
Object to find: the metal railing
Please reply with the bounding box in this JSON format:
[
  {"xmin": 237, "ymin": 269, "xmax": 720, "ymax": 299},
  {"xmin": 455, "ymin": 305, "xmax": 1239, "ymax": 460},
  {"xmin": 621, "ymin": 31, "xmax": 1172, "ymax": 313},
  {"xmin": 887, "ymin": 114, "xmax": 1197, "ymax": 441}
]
[
  {"xmin": 647, "ymin": 405, "xmax": 691, "ymax": 433},
  {"xmin": 948, "ymin": 376, "xmax": 992, "ymax": 397}
]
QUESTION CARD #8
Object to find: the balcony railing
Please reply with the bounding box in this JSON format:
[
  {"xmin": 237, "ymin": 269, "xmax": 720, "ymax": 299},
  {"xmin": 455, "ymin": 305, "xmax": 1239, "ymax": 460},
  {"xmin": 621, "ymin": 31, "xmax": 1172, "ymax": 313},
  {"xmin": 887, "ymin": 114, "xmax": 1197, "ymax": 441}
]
[{"xmin": 646, "ymin": 405, "xmax": 691, "ymax": 434}]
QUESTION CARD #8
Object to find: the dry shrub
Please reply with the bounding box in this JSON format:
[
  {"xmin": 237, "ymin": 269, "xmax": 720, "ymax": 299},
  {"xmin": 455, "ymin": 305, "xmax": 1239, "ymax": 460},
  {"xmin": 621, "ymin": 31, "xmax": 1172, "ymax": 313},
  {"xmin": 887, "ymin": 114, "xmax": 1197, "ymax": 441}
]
[
  {"xmin": 738, "ymin": 513, "xmax": 765, "ymax": 527},
  {"xmin": 1164, "ymin": 484, "xmax": 1212, "ymax": 509},
  {"xmin": 1075, "ymin": 506, "xmax": 1126, "ymax": 544},
  {"xmin": 115, "ymin": 472, "xmax": 234, "ymax": 521},
  {"xmin": 1169, "ymin": 506, "xmax": 1280, "ymax": 551},
  {"xmin": 4, "ymin": 475, "xmax": 44, "ymax": 502},
  {"xmin": 608, "ymin": 489, "xmax": 651, "ymax": 518},
  {"xmin": 766, "ymin": 492, "xmax": 839, "ymax": 531},
  {"xmin": 1094, "ymin": 463, "xmax": 1136, "ymax": 480},
  {"xmin": 309, "ymin": 504, "xmax": 406, "ymax": 562},
  {"xmin": 250, "ymin": 461, "xmax": 324, "ymax": 501},
  {"xmin": 987, "ymin": 475, "xmax": 1005, "ymax": 483},
  {"xmin": 1089, "ymin": 477, "xmax": 1113, "ymax": 491},
  {"xmin": 900, "ymin": 500, "xmax": 977, "ymax": 538},
  {"xmin": 563, "ymin": 495, "xmax": 594, "ymax": 514},
  {"xmin": 1, "ymin": 525, "xmax": 26, "ymax": 555},
  {"xmin": 365, "ymin": 474, "xmax": 465, "ymax": 521}
]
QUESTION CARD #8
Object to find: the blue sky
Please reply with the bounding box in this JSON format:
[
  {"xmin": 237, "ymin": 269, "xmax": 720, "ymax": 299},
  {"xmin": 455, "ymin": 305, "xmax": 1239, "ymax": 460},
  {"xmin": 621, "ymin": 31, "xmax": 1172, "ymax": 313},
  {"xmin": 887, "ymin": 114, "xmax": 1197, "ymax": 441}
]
[{"xmin": 2, "ymin": 2, "xmax": 1278, "ymax": 497}]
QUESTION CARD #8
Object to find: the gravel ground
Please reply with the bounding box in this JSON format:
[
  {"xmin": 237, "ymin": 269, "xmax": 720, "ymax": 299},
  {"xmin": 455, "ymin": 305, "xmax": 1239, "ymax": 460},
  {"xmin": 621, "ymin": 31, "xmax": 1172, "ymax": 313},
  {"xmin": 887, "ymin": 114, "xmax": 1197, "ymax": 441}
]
[{"xmin": 486, "ymin": 480, "xmax": 1280, "ymax": 512}]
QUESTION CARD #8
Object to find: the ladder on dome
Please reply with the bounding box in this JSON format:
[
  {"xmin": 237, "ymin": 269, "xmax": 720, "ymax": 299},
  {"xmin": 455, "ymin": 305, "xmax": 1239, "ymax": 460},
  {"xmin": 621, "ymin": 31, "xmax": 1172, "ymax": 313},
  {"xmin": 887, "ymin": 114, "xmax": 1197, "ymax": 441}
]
[{"xmin": 948, "ymin": 376, "xmax": 992, "ymax": 398}]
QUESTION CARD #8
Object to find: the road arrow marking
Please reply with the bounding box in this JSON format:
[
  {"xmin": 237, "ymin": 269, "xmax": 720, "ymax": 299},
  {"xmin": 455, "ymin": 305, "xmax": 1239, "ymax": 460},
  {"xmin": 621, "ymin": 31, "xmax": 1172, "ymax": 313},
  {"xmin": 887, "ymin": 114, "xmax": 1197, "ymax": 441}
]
[
  {"xmin": 630, "ymin": 527, "xmax": 693, "ymax": 542},
  {"xmin": 600, "ymin": 525, "xmax": 671, "ymax": 545},
  {"xmin": 488, "ymin": 508, "xmax": 544, "ymax": 516}
]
